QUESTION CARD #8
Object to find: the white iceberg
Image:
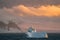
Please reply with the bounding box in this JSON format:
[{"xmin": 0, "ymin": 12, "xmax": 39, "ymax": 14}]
[{"xmin": 26, "ymin": 27, "xmax": 48, "ymax": 38}]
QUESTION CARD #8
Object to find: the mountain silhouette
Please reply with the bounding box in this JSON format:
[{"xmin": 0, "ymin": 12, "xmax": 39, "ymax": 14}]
[
  {"xmin": 0, "ymin": 21, "xmax": 6, "ymax": 29},
  {"xmin": 0, "ymin": 21, "xmax": 21, "ymax": 31}
]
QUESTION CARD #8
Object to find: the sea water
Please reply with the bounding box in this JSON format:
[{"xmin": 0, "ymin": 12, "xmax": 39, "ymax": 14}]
[{"xmin": 0, "ymin": 33, "xmax": 60, "ymax": 40}]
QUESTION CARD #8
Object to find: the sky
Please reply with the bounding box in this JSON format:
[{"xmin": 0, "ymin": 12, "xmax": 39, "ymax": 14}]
[{"xmin": 0, "ymin": 0, "xmax": 60, "ymax": 33}]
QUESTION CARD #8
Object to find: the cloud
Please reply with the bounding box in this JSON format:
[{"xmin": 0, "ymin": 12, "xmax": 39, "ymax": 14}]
[
  {"xmin": 13, "ymin": 5, "xmax": 60, "ymax": 17},
  {"xmin": 0, "ymin": 7, "xmax": 24, "ymax": 24},
  {"xmin": 0, "ymin": 5, "xmax": 60, "ymax": 32},
  {"xmin": 0, "ymin": 0, "xmax": 60, "ymax": 8}
]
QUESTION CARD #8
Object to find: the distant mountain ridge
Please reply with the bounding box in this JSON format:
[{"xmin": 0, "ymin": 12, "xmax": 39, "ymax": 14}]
[{"xmin": 0, "ymin": 21, "xmax": 21, "ymax": 33}]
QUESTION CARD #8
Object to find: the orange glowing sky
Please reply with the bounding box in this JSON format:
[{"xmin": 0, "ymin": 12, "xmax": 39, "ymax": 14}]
[
  {"xmin": 13, "ymin": 5, "xmax": 60, "ymax": 17},
  {"xmin": 0, "ymin": 0, "xmax": 60, "ymax": 33}
]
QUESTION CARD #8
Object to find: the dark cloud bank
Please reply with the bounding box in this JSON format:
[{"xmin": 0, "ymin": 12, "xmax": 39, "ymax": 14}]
[{"xmin": 0, "ymin": 0, "xmax": 60, "ymax": 8}]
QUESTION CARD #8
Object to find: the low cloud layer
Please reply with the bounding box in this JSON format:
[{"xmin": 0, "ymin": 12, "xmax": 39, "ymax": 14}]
[
  {"xmin": 14, "ymin": 5, "xmax": 60, "ymax": 17},
  {"xmin": 1, "ymin": 5, "xmax": 60, "ymax": 17}
]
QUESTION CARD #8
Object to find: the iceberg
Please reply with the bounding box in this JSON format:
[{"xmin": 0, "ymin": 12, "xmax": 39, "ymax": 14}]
[{"xmin": 25, "ymin": 27, "xmax": 48, "ymax": 38}]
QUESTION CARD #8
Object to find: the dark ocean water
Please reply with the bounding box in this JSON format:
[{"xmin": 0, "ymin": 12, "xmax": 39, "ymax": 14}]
[{"xmin": 0, "ymin": 33, "xmax": 60, "ymax": 40}]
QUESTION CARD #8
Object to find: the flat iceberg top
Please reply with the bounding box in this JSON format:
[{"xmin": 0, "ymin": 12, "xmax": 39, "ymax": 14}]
[
  {"xmin": 26, "ymin": 27, "xmax": 48, "ymax": 38},
  {"xmin": 26, "ymin": 32, "xmax": 48, "ymax": 38}
]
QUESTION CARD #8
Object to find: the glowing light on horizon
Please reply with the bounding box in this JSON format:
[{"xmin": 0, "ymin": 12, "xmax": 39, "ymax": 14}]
[{"xmin": 13, "ymin": 5, "xmax": 60, "ymax": 17}]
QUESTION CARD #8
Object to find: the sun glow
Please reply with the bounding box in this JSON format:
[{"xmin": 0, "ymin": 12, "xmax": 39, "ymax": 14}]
[{"xmin": 14, "ymin": 5, "xmax": 60, "ymax": 17}]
